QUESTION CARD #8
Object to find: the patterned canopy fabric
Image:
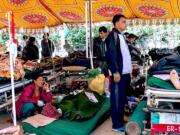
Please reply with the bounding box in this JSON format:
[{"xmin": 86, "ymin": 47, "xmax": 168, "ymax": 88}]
[{"xmin": 0, "ymin": 0, "xmax": 179, "ymax": 29}]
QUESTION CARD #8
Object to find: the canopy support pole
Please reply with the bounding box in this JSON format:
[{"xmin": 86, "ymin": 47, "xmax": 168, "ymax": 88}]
[
  {"xmin": 8, "ymin": 11, "xmax": 17, "ymax": 126},
  {"xmin": 85, "ymin": 1, "xmax": 88, "ymax": 58},
  {"xmin": 89, "ymin": 0, "xmax": 94, "ymax": 69}
]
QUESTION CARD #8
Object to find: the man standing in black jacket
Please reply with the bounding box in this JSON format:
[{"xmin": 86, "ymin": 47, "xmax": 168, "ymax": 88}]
[
  {"xmin": 106, "ymin": 14, "xmax": 132, "ymax": 133},
  {"xmin": 93, "ymin": 26, "xmax": 108, "ymax": 75},
  {"xmin": 41, "ymin": 33, "xmax": 54, "ymax": 58}
]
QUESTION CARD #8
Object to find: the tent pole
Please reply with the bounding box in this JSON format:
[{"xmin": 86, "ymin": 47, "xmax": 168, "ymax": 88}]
[
  {"xmin": 8, "ymin": 11, "xmax": 17, "ymax": 126},
  {"xmin": 85, "ymin": 1, "xmax": 88, "ymax": 58},
  {"xmin": 89, "ymin": 0, "xmax": 94, "ymax": 69}
]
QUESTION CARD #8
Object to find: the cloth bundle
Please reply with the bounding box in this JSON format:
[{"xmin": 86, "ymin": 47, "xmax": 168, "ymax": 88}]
[
  {"xmin": 148, "ymin": 54, "xmax": 180, "ymax": 76},
  {"xmin": 41, "ymin": 103, "xmax": 62, "ymax": 119},
  {"xmin": 149, "ymin": 48, "xmax": 175, "ymax": 61}
]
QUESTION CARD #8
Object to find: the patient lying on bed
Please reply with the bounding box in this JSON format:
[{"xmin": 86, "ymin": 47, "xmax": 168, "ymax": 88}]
[{"xmin": 170, "ymin": 70, "xmax": 180, "ymax": 90}]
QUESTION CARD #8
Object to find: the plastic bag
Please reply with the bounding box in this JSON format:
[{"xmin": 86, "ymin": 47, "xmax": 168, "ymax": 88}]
[{"xmin": 89, "ymin": 74, "xmax": 105, "ymax": 95}]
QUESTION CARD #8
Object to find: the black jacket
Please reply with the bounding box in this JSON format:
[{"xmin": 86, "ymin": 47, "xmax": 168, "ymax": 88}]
[
  {"xmin": 93, "ymin": 37, "xmax": 106, "ymax": 61},
  {"xmin": 22, "ymin": 44, "xmax": 39, "ymax": 61},
  {"xmin": 41, "ymin": 39, "xmax": 54, "ymax": 57},
  {"xmin": 148, "ymin": 54, "xmax": 180, "ymax": 75},
  {"xmin": 105, "ymin": 28, "xmax": 123, "ymax": 74}
]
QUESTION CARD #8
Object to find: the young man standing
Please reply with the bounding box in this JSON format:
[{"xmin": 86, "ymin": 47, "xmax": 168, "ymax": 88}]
[
  {"xmin": 19, "ymin": 35, "xmax": 28, "ymax": 52},
  {"xmin": 93, "ymin": 26, "xmax": 108, "ymax": 75},
  {"xmin": 105, "ymin": 14, "xmax": 132, "ymax": 133},
  {"xmin": 41, "ymin": 33, "xmax": 54, "ymax": 58}
]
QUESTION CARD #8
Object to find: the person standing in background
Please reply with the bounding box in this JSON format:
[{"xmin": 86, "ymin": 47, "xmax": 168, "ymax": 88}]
[
  {"xmin": 41, "ymin": 33, "xmax": 54, "ymax": 58},
  {"xmin": 18, "ymin": 35, "xmax": 28, "ymax": 52},
  {"xmin": 22, "ymin": 37, "xmax": 39, "ymax": 61},
  {"xmin": 105, "ymin": 14, "xmax": 132, "ymax": 133},
  {"xmin": 93, "ymin": 26, "xmax": 108, "ymax": 76}
]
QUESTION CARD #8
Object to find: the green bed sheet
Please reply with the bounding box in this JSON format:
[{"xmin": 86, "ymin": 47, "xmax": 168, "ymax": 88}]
[
  {"xmin": 147, "ymin": 77, "xmax": 176, "ymax": 90},
  {"xmin": 22, "ymin": 98, "xmax": 110, "ymax": 135}
]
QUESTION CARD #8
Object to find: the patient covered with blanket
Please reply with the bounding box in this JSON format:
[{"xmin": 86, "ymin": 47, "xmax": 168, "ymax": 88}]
[
  {"xmin": 147, "ymin": 54, "xmax": 180, "ymax": 90},
  {"xmin": 147, "ymin": 69, "xmax": 180, "ymax": 90}
]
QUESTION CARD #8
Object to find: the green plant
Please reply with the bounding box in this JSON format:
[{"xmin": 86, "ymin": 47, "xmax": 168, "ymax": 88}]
[
  {"xmin": 66, "ymin": 28, "xmax": 86, "ymax": 49},
  {"xmin": 66, "ymin": 25, "xmax": 111, "ymax": 50}
]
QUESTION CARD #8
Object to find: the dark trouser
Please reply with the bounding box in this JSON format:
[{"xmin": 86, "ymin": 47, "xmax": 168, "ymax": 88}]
[
  {"xmin": 95, "ymin": 60, "xmax": 109, "ymax": 77},
  {"xmin": 20, "ymin": 102, "xmax": 43, "ymax": 119},
  {"xmin": 20, "ymin": 103, "xmax": 35, "ymax": 119},
  {"xmin": 110, "ymin": 74, "xmax": 131, "ymax": 129}
]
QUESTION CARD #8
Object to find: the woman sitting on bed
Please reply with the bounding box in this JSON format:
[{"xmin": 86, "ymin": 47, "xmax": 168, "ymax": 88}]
[
  {"xmin": 170, "ymin": 70, "xmax": 180, "ymax": 90},
  {"xmin": 16, "ymin": 75, "xmax": 52, "ymax": 119}
]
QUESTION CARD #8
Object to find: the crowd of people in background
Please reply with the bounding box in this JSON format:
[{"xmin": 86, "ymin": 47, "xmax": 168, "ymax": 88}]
[
  {"xmin": 18, "ymin": 33, "xmax": 54, "ymax": 61},
  {"xmin": 17, "ymin": 25, "xmax": 139, "ymax": 64}
]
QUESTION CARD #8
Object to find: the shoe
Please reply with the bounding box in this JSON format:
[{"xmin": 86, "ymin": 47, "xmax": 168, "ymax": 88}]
[{"xmin": 112, "ymin": 127, "xmax": 125, "ymax": 133}]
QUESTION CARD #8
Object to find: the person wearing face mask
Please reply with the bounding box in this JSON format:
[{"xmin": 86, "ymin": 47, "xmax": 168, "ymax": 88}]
[
  {"xmin": 105, "ymin": 14, "xmax": 132, "ymax": 133},
  {"xmin": 16, "ymin": 75, "xmax": 52, "ymax": 119},
  {"xmin": 41, "ymin": 33, "xmax": 54, "ymax": 58}
]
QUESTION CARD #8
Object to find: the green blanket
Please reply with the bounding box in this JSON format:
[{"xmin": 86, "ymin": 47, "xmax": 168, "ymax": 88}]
[
  {"xmin": 126, "ymin": 101, "xmax": 147, "ymax": 133},
  {"xmin": 22, "ymin": 98, "xmax": 110, "ymax": 135},
  {"xmin": 60, "ymin": 91, "xmax": 105, "ymax": 121},
  {"xmin": 147, "ymin": 77, "xmax": 176, "ymax": 90}
]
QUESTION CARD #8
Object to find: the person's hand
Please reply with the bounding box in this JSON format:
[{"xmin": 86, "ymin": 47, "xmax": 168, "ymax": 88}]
[
  {"xmin": 137, "ymin": 48, "xmax": 141, "ymax": 54},
  {"xmin": 43, "ymin": 82, "xmax": 50, "ymax": 92},
  {"xmin": 37, "ymin": 100, "xmax": 45, "ymax": 107},
  {"xmin": 113, "ymin": 72, "xmax": 121, "ymax": 83}
]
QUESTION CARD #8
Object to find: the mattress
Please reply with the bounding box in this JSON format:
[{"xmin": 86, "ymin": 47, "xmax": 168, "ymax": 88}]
[{"xmin": 22, "ymin": 98, "xmax": 110, "ymax": 135}]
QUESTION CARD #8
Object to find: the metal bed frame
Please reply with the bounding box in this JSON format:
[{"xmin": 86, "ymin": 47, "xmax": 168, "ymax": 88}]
[
  {"xmin": 0, "ymin": 79, "xmax": 32, "ymax": 110},
  {"xmin": 146, "ymin": 86, "xmax": 180, "ymax": 135}
]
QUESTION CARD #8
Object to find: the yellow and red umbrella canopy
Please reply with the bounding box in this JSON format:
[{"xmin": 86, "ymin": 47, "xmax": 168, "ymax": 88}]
[{"xmin": 0, "ymin": 0, "xmax": 179, "ymax": 29}]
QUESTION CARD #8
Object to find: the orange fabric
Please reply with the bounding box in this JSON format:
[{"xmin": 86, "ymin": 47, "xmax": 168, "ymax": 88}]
[{"xmin": 0, "ymin": 0, "xmax": 179, "ymax": 29}]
